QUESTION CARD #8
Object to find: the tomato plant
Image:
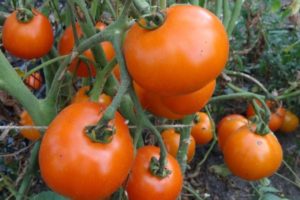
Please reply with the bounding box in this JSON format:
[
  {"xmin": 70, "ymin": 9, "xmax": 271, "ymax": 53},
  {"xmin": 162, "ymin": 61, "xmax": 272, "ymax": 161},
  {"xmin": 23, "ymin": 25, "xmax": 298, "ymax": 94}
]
[
  {"xmin": 71, "ymin": 86, "xmax": 112, "ymax": 106},
  {"xmin": 2, "ymin": 9, "xmax": 53, "ymax": 59},
  {"xmin": 126, "ymin": 146, "xmax": 183, "ymax": 200},
  {"xmin": 191, "ymin": 112, "xmax": 213, "ymax": 145},
  {"xmin": 217, "ymin": 114, "xmax": 248, "ymax": 150},
  {"xmin": 24, "ymin": 72, "xmax": 43, "ymax": 90},
  {"xmin": 279, "ymin": 110, "xmax": 299, "ymax": 133},
  {"xmin": 161, "ymin": 128, "xmax": 196, "ymax": 162},
  {"xmin": 160, "ymin": 80, "xmax": 216, "ymax": 115},
  {"xmin": 39, "ymin": 102, "xmax": 134, "ymax": 199},
  {"xmin": 223, "ymin": 125, "xmax": 283, "ymax": 180},
  {"xmin": 246, "ymin": 100, "xmax": 286, "ymax": 132},
  {"xmin": 124, "ymin": 5, "xmax": 229, "ymax": 96},
  {"xmin": 58, "ymin": 22, "xmax": 115, "ymax": 77},
  {"xmin": 19, "ymin": 110, "xmax": 40, "ymax": 141}
]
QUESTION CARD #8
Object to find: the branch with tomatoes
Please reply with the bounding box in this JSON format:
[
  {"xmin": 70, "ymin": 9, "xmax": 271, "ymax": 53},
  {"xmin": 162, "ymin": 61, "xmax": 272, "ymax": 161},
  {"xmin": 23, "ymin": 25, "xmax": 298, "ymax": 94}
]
[{"xmin": 0, "ymin": 0, "xmax": 299, "ymax": 199}]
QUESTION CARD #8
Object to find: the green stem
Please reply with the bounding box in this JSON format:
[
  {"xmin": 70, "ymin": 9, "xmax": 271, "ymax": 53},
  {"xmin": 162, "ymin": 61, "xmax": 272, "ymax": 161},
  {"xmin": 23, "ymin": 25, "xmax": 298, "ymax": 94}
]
[
  {"xmin": 183, "ymin": 184, "xmax": 204, "ymax": 200},
  {"xmin": 189, "ymin": 0, "xmax": 199, "ymax": 6},
  {"xmin": 105, "ymin": 0, "xmax": 117, "ymax": 19},
  {"xmin": 16, "ymin": 141, "xmax": 40, "ymax": 200},
  {"xmin": 276, "ymin": 90, "xmax": 300, "ymax": 100},
  {"xmin": 215, "ymin": 0, "xmax": 223, "ymax": 19},
  {"xmin": 209, "ymin": 92, "xmax": 265, "ymax": 103},
  {"xmin": 227, "ymin": 0, "xmax": 244, "ymax": 36},
  {"xmin": 223, "ymin": 0, "xmax": 231, "ymax": 28},
  {"xmin": 18, "ymin": 0, "xmax": 24, "ymax": 8},
  {"xmin": 282, "ymin": 160, "xmax": 300, "ymax": 181},
  {"xmin": 275, "ymin": 172, "xmax": 300, "ymax": 189},
  {"xmin": 133, "ymin": 0, "xmax": 150, "ymax": 14},
  {"xmin": 176, "ymin": 115, "xmax": 194, "ymax": 173},
  {"xmin": 160, "ymin": 0, "xmax": 167, "ymax": 9}
]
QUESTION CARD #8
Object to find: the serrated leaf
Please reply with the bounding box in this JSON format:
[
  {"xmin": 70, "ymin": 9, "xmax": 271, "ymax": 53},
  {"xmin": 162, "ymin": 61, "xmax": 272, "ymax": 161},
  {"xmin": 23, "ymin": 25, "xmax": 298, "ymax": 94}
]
[
  {"xmin": 208, "ymin": 164, "xmax": 231, "ymax": 177},
  {"xmin": 30, "ymin": 191, "xmax": 68, "ymax": 200}
]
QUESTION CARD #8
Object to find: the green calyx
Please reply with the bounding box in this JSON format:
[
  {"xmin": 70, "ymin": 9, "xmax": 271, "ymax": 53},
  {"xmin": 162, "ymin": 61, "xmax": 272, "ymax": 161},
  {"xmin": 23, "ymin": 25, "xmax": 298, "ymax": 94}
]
[
  {"xmin": 85, "ymin": 123, "xmax": 115, "ymax": 143},
  {"xmin": 149, "ymin": 157, "xmax": 172, "ymax": 179},
  {"xmin": 136, "ymin": 11, "xmax": 166, "ymax": 30},
  {"xmin": 16, "ymin": 8, "xmax": 34, "ymax": 23}
]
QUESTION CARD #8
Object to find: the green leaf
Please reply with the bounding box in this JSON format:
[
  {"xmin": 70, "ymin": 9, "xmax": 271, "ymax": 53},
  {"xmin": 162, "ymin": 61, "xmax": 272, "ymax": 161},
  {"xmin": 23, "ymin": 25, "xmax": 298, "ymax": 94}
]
[
  {"xmin": 209, "ymin": 164, "xmax": 231, "ymax": 177},
  {"xmin": 260, "ymin": 193, "xmax": 289, "ymax": 200},
  {"xmin": 258, "ymin": 186, "xmax": 280, "ymax": 194},
  {"xmin": 30, "ymin": 191, "xmax": 68, "ymax": 200},
  {"xmin": 271, "ymin": 0, "xmax": 281, "ymax": 13}
]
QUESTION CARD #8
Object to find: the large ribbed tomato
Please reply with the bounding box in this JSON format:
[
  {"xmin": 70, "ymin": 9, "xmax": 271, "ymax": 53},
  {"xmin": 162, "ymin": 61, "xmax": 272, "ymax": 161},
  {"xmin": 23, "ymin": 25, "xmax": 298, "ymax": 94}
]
[
  {"xmin": 223, "ymin": 125, "xmax": 283, "ymax": 180},
  {"xmin": 58, "ymin": 22, "xmax": 114, "ymax": 77},
  {"xmin": 2, "ymin": 9, "xmax": 53, "ymax": 59},
  {"xmin": 124, "ymin": 5, "xmax": 229, "ymax": 96},
  {"xmin": 126, "ymin": 146, "xmax": 183, "ymax": 200},
  {"xmin": 39, "ymin": 102, "xmax": 134, "ymax": 199}
]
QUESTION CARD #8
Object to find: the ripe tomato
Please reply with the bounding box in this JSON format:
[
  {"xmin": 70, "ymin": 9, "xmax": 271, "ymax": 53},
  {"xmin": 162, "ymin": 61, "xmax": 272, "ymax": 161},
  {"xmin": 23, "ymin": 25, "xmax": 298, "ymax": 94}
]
[
  {"xmin": 124, "ymin": 5, "xmax": 229, "ymax": 96},
  {"xmin": 39, "ymin": 102, "xmax": 134, "ymax": 199},
  {"xmin": 217, "ymin": 114, "xmax": 248, "ymax": 151},
  {"xmin": 161, "ymin": 128, "xmax": 196, "ymax": 162},
  {"xmin": 246, "ymin": 100, "xmax": 286, "ymax": 132},
  {"xmin": 19, "ymin": 111, "xmax": 40, "ymax": 141},
  {"xmin": 24, "ymin": 72, "xmax": 43, "ymax": 90},
  {"xmin": 191, "ymin": 112, "xmax": 213, "ymax": 145},
  {"xmin": 58, "ymin": 22, "xmax": 115, "ymax": 77},
  {"xmin": 126, "ymin": 146, "xmax": 183, "ymax": 200},
  {"xmin": 160, "ymin": 80, "xmax": 216, "ymax": 115},
  {"xmin": 279, "ymin": 110, "xmax": 299, "ymax": 133},
  {"xmin": 113, "ymin": 64, "xmax": 121, "ymax": 81},
  {"xmin": 134, "ymin": 82, "xmax": 184, "ymax": 119},
  {"xmin": 223, "ymin": 125, "xmax": 283, "ymax": 180},
  {"xmin": 71, "ymin": 86, "xmax": 112, "ymax": 106},
  {"xmin": 2, "ymin": 9, "xmax": 53, "ymax": 59}
]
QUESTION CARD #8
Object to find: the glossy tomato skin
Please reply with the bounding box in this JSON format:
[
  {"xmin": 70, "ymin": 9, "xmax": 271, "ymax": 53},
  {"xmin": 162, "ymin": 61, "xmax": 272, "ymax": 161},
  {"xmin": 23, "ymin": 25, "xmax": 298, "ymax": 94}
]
[
  {"xmin": 124, "ymin": 5, "xmax": 229, "ymax": 96},
  {"xmin": 246, "ymin": 100, "xmax": 286, "ymax": 132},
  {"xmin": 161, "ymin": 129, "xmax": 196, "ymax": 162},
  {"xmin": 71, "ymin": 86, "xmax": 112, "ymax": 106},
  {"xmin": 134, "ymin": 82, "xmax": 184, "ymax": 120},
  {"xmin": 223, "ymin": 125, "xmax": 283, "ymax": 180},
  {"xmin": 126, "ymin": 146, "xmax": 183, "ymax": 200},
  {"xmin": 279, "ymin": 110, "xmax": 299, "ymax": 133},
  {"xmin": 191, "ymin": 112, "xmax": 213, "ymax": 145},
  {"xmin": 19, "ymin": 111, "xmax": 40, "ymax": 141},
  {"xmin": 161, "ymin": 80, "xmax": 216, "ymax": 115},
  {"xmin": 58, "ymin": 22, "xmax": 115, "ymax": 77},
  {"xmin": 3, "ymin": 9, "xmax": 53, "ymax": 59},
  {"xmin": 217, "ymin": 114, "xmax": 248, "ymax": 151},
  {"xmin": 24, "ymin": 72, "xmax": 43, "ymax": 90},
  {"xmin": 39, "ymin": 102, "xmax": 134, "ymax": 199}
]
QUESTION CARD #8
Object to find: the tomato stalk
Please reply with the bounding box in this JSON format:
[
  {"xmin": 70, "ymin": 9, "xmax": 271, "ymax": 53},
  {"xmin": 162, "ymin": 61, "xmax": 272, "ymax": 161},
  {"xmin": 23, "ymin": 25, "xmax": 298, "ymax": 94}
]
[
  {"xmin": 276, "ymin": 90, "xmax": 300, "ymax": 100},
  {"xmin": 223, "ymin": 0, "xmax": 231, "ymax": 28},
  {"xmin": 215, "ymin": 0, "xmax": 223, "ymax": 19},
  {"xmin": 250, "ymin": 99, "xmax": 272, "ymax": 135},
  {"xmin": 133, "ymin": 0, "xmax": 150, "ymax": 15},
  {"xmin": 160, "ymin": 0, "xmax": 167, "ymax": 9},
  {"xmin": 226, "ymin": 0, "xmax": 244, "ymax": 36}
]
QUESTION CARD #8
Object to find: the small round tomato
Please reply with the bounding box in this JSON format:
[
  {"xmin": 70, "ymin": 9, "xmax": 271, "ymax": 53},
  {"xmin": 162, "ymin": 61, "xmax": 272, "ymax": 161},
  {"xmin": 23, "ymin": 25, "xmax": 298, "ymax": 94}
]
[
  {"xmin": 160, "ymin": 80, "xmax": 216, "ymax": 115},
  {"xmin": 223, "ymin": 125, "xmax": 283, "ymax": 180},
  {"xmin": 19, "ymin": 111, "xmax": 40, "ymax": 141},
  {"xmin": 58, "ymin": 22, "xmax": 115, "ymax": 77},
  {"xmin": 279, "ymin": 110, "xmax": 299, "ymax": 133},
  {"xmin": 247, "ymin": 100, "xmax": 286, "ymax": 132},
  {"xmin": 161, "ymin": 128, "xmax": 196, "ymax": 162},
  {"xmin": 71, "ymin": 86, "xmax": 112, "ymax": 106},
  {"xmin": 124, "ymin": 5, "xmax": 229, "ymax": 96},
  {"xmin": 2, "ymin": 9, "xmax": 53, "ymax": 59},
  {"xmin": 134, "ymin": 82, "xmax": 184, "ymax": 120},
  {"xmin": 24, "ymin": 72, "xmax": 43, "ymax": 90},
  {"xmin": 217, "ymin": 114, "xmax": 248, "ymax": 151},
  {"xmin": 39, "ymin": 102, "xmax": 134, "ymax": 199},
  {"xmin": 126, "ymin": 146, "xmax": 183, "ymax": 200},
  {"xmin": 191, "ymin": 112, "xmax": 213, "ymax": 145}
]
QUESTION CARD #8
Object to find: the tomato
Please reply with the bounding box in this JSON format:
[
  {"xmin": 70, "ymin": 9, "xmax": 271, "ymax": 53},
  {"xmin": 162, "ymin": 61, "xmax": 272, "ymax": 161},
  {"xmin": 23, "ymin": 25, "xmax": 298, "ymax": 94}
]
[
  {"xmin": 39, "ymin": 102, "xmax": 134, "ymax": 199},
  {"xmin": 24, "ymin": 72, "xmax": 43, "ymax": 90},
  {"xmin": 2, "ymin": 9, "xmax": 53, "ymax": 59},
  {"xmin": 58, "ymin": 22, "xmax": 115, "ymax": 77},
  {"xmin": 223, "ymin": 125, "xmax": 283, "ymax": 180},
  {"xmin": 19, "ymin": 111, "xmax": 40, "ymax": 141},
  {"xmin": 160, "ymin": 80, "xmax": 216, "ymax": 115},
  {"xmin": 126, "ymin": 146, "xmax": 183, "ymax": 200},
  {"xmin": 247, "ymin": 100, "xmax": 286, "ymax": 132},
  {"xmin": 279, "ymin": 110, "xmax": 299, "ymax": 133},
  {"xmin": 113, "ymin": 64, "xmax": 121, "ymax": 81},
  {"xmin": 124, "ymin": 5, "xmax": 229, "ymax": 96},
  {"xmin": 217, "ymin": 114, "xmax": 248, "ymax": 151},
  {"xmin": 134, "ymin": 82, "xmax": 184, "ymax": 119},
  {"xmin": 71, "ymin": 86, "xmax": 112, "ymax": 106},
  {"xmin": 191, "ymin": 112, "xmax": 213, "ymax": 145},
  {"xmin": 161, "ymin": 128, "xmax": 196, "ymax": 162}
]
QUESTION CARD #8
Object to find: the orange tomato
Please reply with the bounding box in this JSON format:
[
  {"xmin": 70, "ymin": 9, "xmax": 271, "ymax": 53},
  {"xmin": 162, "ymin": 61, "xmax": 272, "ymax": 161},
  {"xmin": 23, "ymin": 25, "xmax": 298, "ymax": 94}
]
[
  {"xmin": 58, "ymin": 22, "xmax": 115, "ymax": 77},
  {"xmin": 160, "ymin": 80, "xmax": 216, "ymax": 115},
  {"xmin": 279, "ymin": 110, "xmax": 299, "ymax": 133},
  {"xmin": 223, "ymin": 125, "xmax": 283, "ymax": 180},
  {"xmin": 191, "ymin": 112, "xmax": 213, "ymax": 145},
  {"xmin": 24, "ymin": 72, "xmax": 43, "ymax": 90},
  {"xmin": 124, "ymin": 5, "xmax": 229, "ymax": 96},
  {"xmin": 217, "ymin": 114, "xmax": 248, "ymax": 151},
  {"xmin": 161, "ymin": 128, "xmax": 196, "ymax": 162},
  {"xmin": 71, "ymin": 86, "xmax": 112, "ymax": 106},
  {"xmin": 19, "ymin": 111, "xmax": 40, "ymax": 141}
]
